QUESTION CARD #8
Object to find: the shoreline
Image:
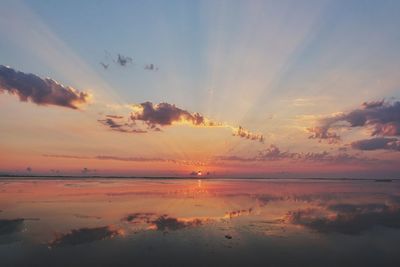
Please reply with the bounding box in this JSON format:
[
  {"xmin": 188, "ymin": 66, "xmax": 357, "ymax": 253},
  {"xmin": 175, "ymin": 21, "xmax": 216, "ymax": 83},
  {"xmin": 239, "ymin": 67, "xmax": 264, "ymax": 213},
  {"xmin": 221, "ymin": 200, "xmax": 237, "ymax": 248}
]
[{"xmin": 0, "ymin": 175, "xmax": 398, "ymax": 181}]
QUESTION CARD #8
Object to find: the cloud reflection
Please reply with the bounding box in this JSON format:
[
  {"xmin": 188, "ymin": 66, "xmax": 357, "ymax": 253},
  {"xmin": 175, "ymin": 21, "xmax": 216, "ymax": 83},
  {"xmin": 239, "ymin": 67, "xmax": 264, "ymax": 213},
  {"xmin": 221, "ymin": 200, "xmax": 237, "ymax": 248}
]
[
  {"xmin": 151, "ymin": 215, "xmax": 203, "ymax": 231},
  {"xmin": 286, "ymin": 204, "xmax": 400, "ymax": 235},
  {"xmin": 49, "ymin": 225, "xmax": 122, "ymax": 248}
]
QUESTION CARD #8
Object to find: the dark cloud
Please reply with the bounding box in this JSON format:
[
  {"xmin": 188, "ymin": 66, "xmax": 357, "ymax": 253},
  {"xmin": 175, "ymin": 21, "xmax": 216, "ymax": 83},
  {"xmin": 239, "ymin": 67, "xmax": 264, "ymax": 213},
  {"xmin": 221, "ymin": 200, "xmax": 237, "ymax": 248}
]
[
  {"xmin": 116, "ymin": 54, "xmax": 133, "ymax": 66},
  {"xmin": 98, "ymin": 118, "xmax": 127, "ymax": 131},
  {"xmin": 131, "ymin": 102, "xmax": 208, "ymax": 128},
  {"xmin": 101, "ymin": 51, "xmax": 162, "ymax": 71},
  {"xmin": 286, "ymin": 204, "xmax": 400, "ymax": 235},
  {"xmin": 0, "ymin": 65, "xmax": 89, "ymax": 109},
  {"xmin": 48, "ymin": 226, "xmax": 121, "ymax": 248},
  {"xmin": 106, "ymin": 114, "xmax": 124, "ymax": 119},
  {"xmin": 98, "ymin": 117, "xmax": 148, "ymax": 133},
  {"xmin": 309, "ymin": 100, "xmax": 400, "ymax": 143},
  {"xmin": 362, "ymin": 100, "xmax": 385, "ymax": 109},
  {"xmin": 351, "ymin": 137, "xmax": 400, "ymax": 151},
  {"xmin": 0, "ymin": 219, "xmax": 24, "ymax": 236}
]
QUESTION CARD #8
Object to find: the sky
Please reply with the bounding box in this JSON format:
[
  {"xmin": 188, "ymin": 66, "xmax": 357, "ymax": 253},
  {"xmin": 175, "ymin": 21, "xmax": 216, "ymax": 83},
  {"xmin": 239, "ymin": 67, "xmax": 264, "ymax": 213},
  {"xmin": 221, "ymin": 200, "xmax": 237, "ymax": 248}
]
[{"xmin": 0, "ymin": 0, "xmax": 400, "ymax": 178}]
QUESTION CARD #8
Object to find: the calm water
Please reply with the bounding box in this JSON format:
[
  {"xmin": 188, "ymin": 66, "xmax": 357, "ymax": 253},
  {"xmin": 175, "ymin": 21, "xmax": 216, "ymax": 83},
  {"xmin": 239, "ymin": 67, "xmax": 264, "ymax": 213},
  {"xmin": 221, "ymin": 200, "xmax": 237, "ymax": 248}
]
[{"xmin": 0, "ymin": 178, "xmax": 400, "ymax": 267}]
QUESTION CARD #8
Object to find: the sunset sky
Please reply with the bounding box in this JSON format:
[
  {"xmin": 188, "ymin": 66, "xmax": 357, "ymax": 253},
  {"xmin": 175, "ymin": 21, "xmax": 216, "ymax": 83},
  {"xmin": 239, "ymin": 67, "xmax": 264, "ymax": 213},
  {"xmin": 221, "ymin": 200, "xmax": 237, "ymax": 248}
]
[{"xmin": 1, "ymin": 0, "xmax": 399, "ymax": 178}]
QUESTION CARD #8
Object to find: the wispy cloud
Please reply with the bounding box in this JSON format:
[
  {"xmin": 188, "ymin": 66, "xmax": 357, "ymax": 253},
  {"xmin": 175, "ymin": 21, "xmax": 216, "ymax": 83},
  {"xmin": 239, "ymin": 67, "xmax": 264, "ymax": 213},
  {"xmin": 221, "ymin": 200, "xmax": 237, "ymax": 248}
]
[
  {"xmin": 98, "ymin": 117, "xmax": 147, "ymax": 133},
  {"xmin": 0, "ymin": 65, "xmax": 89, "ymax": 109},
  {"xmin": 43, "ymin": 154, "xmax": 172, "ymax": 162},
  {"xmin": 216, "ymin": 144, "xmax": 377, "ymax": 165}
]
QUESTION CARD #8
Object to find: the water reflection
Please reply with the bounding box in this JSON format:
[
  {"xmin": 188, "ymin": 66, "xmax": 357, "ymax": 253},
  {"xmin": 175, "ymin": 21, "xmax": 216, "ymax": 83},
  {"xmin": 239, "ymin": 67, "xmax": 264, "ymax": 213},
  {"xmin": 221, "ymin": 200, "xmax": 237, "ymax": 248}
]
[
  {"xmin": 286, "ymin": 204, "xmax": 400, "ymax": 235},
  {"xmin": 0, "ymin": 178, "xmax": 399, "ymax": 266},
  {"xmin": 49, "ymin": 226, "xmax": 122, "ymax": 248},
  {"xmin": 0, "ymin": 219, "xmax": 24, "ymax": 236}
]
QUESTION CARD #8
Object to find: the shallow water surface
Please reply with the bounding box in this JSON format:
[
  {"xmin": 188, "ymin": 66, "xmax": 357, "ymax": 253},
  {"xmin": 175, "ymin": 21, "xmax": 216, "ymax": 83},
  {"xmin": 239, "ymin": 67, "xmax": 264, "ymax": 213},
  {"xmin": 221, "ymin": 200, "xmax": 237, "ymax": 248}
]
[{"xmin": 0, "ymin": 178, "xmax": 399, "ymax": 266}]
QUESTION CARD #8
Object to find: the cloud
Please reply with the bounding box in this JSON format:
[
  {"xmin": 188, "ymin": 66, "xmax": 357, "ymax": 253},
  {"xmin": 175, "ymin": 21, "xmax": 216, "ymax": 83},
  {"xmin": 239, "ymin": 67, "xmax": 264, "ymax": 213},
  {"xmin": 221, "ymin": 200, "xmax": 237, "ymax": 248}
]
[
  {"xmin": 351, "ymin": 137, "xmax": 400, "ymax": 151},
  {"xmin": 106, "ymin": 114, "xmax": 124, "ymax": 119},
  {"xmin": 116, "ymin": 54, "xmax": 132, "ymax": 66},
  {"xmin": 215, "ymin": 144, "xmax": 375, "ymax": 165},
  {"xmin": 43, "ymin": 154, "xmax": 89, "ymax": 160},
  {"xmin": 361, "ymin": 100, "xmax": 385, "ymax": 109},
  {"xmin": 130, "ymin": 102, "xmax": 210, "ymax": 128},
  {"xmin": 96, "ymin": 155, "xmax": 169, "ymax": 162},
  {"xmin": 307, "ymin": 126, "xmax": 341, "ymax": 144},
  {"xmin": 98, "ymin": 117, "xmax": 147, "ymax": 133},
  {"xmin": 0, "ymin": 65, "xmax": 89, "ymax": 109},
  {"xmin": 234, "ymin": 126, "xmax": 265, "ymax": 142},
  {"xmin": 48, "ymin": 226, "xmax": 121, "ymax": 248},
  {"xmin": 256, "ymin": 145, "xmax": 294, "ymax": 161},
  {"xmin": 309, "ymin": 100, "xmax": 400, "ymax": 143},
  {"xmin": 43, "ymin": 154, "xmax": 172, "ymax": 163},
  {"xmin": 99, "ymin": 101, "xmax": 264, "ymax": 142}
]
